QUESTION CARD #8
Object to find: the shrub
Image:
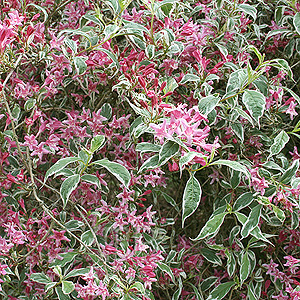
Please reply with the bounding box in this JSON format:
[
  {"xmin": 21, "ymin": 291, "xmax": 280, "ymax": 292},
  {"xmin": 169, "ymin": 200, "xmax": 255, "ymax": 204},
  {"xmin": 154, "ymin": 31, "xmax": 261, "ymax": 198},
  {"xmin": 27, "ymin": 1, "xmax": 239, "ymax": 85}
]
[{"xmin": 1, "ymin": 0, "xmax": 300, "ymax": 299}]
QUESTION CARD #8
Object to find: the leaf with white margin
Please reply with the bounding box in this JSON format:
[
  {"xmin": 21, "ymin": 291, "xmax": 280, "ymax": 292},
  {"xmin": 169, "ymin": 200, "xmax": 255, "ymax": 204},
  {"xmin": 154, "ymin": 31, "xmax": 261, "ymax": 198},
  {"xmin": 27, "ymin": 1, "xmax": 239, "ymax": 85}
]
[
  {"xmin": 182, "ymin": 175, "xmax": 202, "ymax": 227},
  {"xmin": 242, "ymin": 90, "xmax": 265, "ymax": 125}
]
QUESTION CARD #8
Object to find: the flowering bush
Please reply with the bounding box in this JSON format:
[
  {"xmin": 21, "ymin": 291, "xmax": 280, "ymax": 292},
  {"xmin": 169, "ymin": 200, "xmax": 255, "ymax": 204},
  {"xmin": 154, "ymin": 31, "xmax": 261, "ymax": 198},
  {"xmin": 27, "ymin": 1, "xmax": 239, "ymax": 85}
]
[{"xmin": 1, "ymin": 0, "xmax": 300, "ymax": 299}]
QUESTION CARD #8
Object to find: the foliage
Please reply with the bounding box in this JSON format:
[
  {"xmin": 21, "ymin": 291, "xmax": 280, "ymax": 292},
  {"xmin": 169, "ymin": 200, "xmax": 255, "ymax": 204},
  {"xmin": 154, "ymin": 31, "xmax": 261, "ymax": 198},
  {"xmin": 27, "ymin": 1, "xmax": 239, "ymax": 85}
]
[{"xmin": 1, "ymin": 0, "xmax": 300, "ymax": 299}]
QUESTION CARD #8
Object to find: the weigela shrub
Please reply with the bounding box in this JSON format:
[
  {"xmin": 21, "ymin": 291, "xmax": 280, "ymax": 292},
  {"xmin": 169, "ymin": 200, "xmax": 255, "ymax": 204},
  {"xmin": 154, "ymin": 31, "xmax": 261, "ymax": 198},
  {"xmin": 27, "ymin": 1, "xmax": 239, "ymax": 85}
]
[{"xmin": 1, "ymin": 0, "xmax": 300, "ymax": 299}]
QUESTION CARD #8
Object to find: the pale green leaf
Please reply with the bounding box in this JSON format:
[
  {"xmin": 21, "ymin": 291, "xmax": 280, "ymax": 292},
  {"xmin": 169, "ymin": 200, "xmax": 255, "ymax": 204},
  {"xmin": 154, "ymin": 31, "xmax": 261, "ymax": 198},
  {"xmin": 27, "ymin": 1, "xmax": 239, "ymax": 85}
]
[
  {"xmin": 269, "ymin": 130, "xmax": 289, "ymax": 158},
  {"xmin": 180, "ymin": 74, "xmax": 200, "ymax": 85},
  {"xmin": 159, "ymin": 140, "xmax": 179, "ymax": 165},
  {"xmin": 81, "ymin": 174, "xmax": 101, "ymax": 188},
  {"xmin": 158, "ymin": 262, "xmax": 175, "ymax": 283},
  {"xmin": 242, "ymin": 90, "xmax": 265, "ymax": 125},
  {"xmin": 30, "ymin": 273, "xmax": 52, "ymax": 284},
  {"xmin": 198, "ymin": 95, "xmax": 220, "ymax": 115},
  {"xmin": 65, "ymin": 268, "xmax": 90, "ymax": 279},
  {"xmin": 90, "ymin": 135, "xmax": 106, "ymax": 153},
  {"xmin": 210, "ymin": 159, "xmax": 250, "ymax": 179},
  {"xmin": 92, "ymin": 159, "xmax": 131, "ymax": 187},
  {"xmin": 62, "ymin": 281, "xmax": 75, "ymax": 294},
  {"xmin": 294, "ymin": 12, "xmax": 300, "ymax": 35},
  {"xmin": 60, "ymin": 174, "xmax": 80, "ymax": 208},
  {"xmin": 182, "ymin": 175, "xmax": 202, "ymax": 227},
  {"xmin": 138, "ymin": 154, "xmax": 159, "ymax": 173},
  {"xmin": 74, "ymin": 56, "xmax": 87, "ymax": 75}
]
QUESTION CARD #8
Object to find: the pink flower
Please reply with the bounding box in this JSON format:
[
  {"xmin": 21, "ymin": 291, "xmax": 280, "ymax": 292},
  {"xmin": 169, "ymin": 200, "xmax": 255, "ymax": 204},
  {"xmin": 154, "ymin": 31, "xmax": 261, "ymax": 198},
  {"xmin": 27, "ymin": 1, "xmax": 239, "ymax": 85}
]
[
  {"xmin": 0, "ymin": 263, "xmax": 8, "ymax": 275},
  {"xmin": 286, "ymin": 101, "xmax": 298, "ymax": 120},
  {"xmin": 49, "ymin": 230, "xmax": 71, "ymax": 247},
  {"xmin": 31, "ymin": 142, "xmax": 50, "ymax": 161},
  {"xmin": 149, "ymin": 119, "xmax": 173, "ymax": 143},
  {"xmin": 8, "ymin": 10, "xmax": 24, "ymax": 27},
  {"xmin": 22, "ymin": 135, "xmax": 38, "ymax": 151},
  {"xmin": 125, "ymin": 267, "xmax": 136, "ymax": 280}
]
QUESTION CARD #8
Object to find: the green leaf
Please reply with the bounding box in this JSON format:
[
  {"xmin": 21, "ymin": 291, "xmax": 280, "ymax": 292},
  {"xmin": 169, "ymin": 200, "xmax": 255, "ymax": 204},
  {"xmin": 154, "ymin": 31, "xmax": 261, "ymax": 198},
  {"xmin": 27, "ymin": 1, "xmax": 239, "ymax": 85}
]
[
  {"xmin": 180, "ymin": 74, "xmax": 200, "ymax": 85},
  {"xmin": 269, "ymin": 131, "xmax": 289, "ymax": 158},
  {"xmin": 247, "ymin": 285, "xmax": 258, "ymax": 300},
  {"xmin": 30, "ymin": 273, "xmax": 52, "ymax": 284},
  {"xmin": 280, "ymin": 159, "xmax": 299, "ymax": 184},
  {"xmin": 60, "ymin": 174, "xmax": 80, "ymax": 208},
  {"xmin": 233, "ymin": 192, "xmax": 254, "ymax": 211},
  {"xmin": 210, "ymin": 159, "xmax": 250, "ymax": 179},
  {"xmin": 105, "ymin": 0, "xmax": 120, "ymax": 14},
  {"xmin": 158, "ymin": 262, "xmax": 175, "ymax": 283},
  {"xmin": 233, "ymin": 107, "xmax": 254, "ymax": 126},
  {"xmin": 45, "ymin": 157, "xmax": 80, "ymax": 182},
  {"xmin": 100, "ymin": 103, "xmax": 112, "ymax": 120},
  {"xmin": 201, "ymin": 277, "xmax": 219, "ymax": 292},
  {"xmin": 270, "ymin": 59, "xmax": 293, "ymax": 80},
  {"xmin": 238, "ymin": 4, "xmax": 257, "ymax": 20},
  {"xmin": 294, "ymin": 12, "xmax": 300, "ymax": 35},
  {"xmin": 193, "ymin": 213, "xmax": 227, "ymax": 240},
  {"xmin": 123, "ymin": 20, "xmax": 150, "ymax": 36},
  {"xmin": 248, "ymin": 46, "xmax": 263, "ymax": 64},
  {"xmin": 155, "ymin": 0, "xmax": 176, "ymax": 10},
  {"xmin": 81, "ymin": 230, "xmax": 94, "ymax": 246},
  {"xmin": 64, "ymin": 37, "xmax": 77, "ymax": 55},
  {"xmin": 90, "ymin": 135, "xmax": 106, "ymax": 153},
  {"xmin": 282, "ymin": 86, "xmax": 300, "ymax": 105},
  {"xmin": 12, "ymin": 104, "xmax": 20, "ymax": 120},
  {"xmin": 161, "ymin": 76, "xmax": 178, "ymax": 93},
  {"xmin": 198, "ymin": 95, "xmax": 220, "ymax": 115},
  {"xmin": 273, "ymin": 206, "xmax": 285, "ymax": 222},
  {"xmin": 95, "ymin": 47, "xmax": 120, "ymax": 67},
  {"xmin": 65, "ymin": 268, "xmax": 90, "ymax": 279},
  {"xmin": 179, "ymin": 152, "xmax": 207, "ymax": 174},
  {"xmin": 24, "ymin": 98, "xmax": 36, "ymax": 111},
  {"xmin": 207, "ymin": 281, "xmax": 235, "ymax": 300},
  {"xmin": 146, "ymin": 44, "xmax": 155, "ymax": 59},
  {"xmin": 52, "ymin": 265, "xmax": 62, "ymax": 277},
  {"xmin": 129, "ymin": 282, "xmax": 145, "ymax": 294},
  {"xmin": 230, "ymin": 170, "xmax": 241, "ymax": 189},
  {"xmin": 45, "ymin": 282, "xmax": 57, "ymax": 292},
  {"xmin": 226, "ymin": 69, "xmax": 247, "ymax": 93},
  {"xmin": 226, "ymin": 252, "xmax": 236, "ymax": 277},
  {"xmin": 81, "ymin": 174, "xmax": 101, "ymax": 188},
  {"xmin": 231, "ymin": 123, "xmax": 244, "ymax": 142},
  {"xmin": 292, "ymin": 210, "xmax": 299, "ymax": 229},
  {"xmin": 138, "ymin": 154, "xmax": 159, "ymax": 173},
  {"xmin": 241, "ymin": 205, "xmax": 262, "ymax": 238},
  {"xmin": 200, "ymin": 248, "xmax": 222, "ymax": 266},
  {"xmin": 62, "ymin": 281, "xmax": 75, "ymax": 294},
  {"xmin": 188, "ymin": 283, "xmax": 204, "ymax": 300},
  {"xmin": 50, "ymin": 252, "xmax": 77, "ymax": 268},
  {"xmin": 240, "ymin": 251, "xmax": 251, "ymax": 285},
  {"xmin": 242, "ymin": 90, "xmax": 265, "ymax": 125},
  {"xmin": 92, "ymin": 159, "xmax": 130, "ymax": 187},
  {"xmin": 159, "ymin": 140, "xmax": 179, "ymax": 165},
  {"xmin": 55, "ymin": 287, "xmax": 70, "ymax": 300},
  {"xmin": 27, "ymin": 3, "xmax": 48, "ymax": 22},
  {"xmin": 74, "ymin": 56, "xmax": 87, "ymax": 75},
  {"xmin": 182, "ymin": 175, "xmax": 202, "ymax": 227},
  {"xmin": 136, "ymin": 142, "xmax": 161, "ymax": 154},
  {"xmin": 82, "ymin": 13, "xmax": 103, "ymax": 26},
  {"xmin": 236, "ymin": 212, "xmax": 273, "ymax": 245},
  {"xmin": 65, "ymin": 219, "xmax": 84, "ymax": 231},
  {"xmin": 161, "ymin": 192, "xmax": 179, "ymax": 211}
]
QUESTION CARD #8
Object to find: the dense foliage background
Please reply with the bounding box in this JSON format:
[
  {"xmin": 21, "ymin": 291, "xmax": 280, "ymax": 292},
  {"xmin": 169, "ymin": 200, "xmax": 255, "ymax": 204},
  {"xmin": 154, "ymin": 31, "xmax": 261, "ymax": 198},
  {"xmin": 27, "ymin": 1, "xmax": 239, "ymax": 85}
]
[{"xmin": 1, "ymin": 0, "xmax": 300, "ymax": 299}]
